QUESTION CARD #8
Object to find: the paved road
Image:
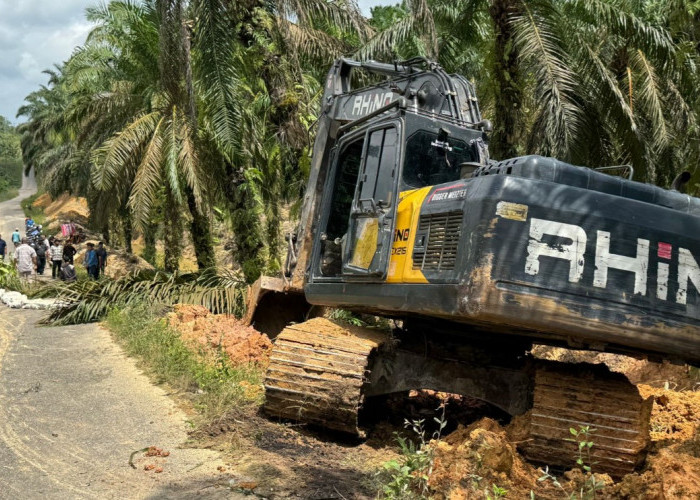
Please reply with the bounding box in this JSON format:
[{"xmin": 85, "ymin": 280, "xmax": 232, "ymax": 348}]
[
  {"xmin": 0, "ymin": 168, "xmax": 35, "ymax": 250},
  {"xmin": 0, "ymin": 175, "xmax": 244, "ymax": 498}
]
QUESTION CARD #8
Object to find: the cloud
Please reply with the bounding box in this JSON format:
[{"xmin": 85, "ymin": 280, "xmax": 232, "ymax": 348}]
[{"xmin": 0, "ymin": 0, "xmax": 94, "ymax": 122}]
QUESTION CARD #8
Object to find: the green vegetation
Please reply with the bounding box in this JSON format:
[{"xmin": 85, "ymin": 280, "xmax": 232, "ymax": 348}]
[
  {"xmin": 377, "ymin": 407, "xmax": 447, "ymax": 498},
  {"xmin": 0, "ymin": 261, "xmax": 24, "ymax": 292},
  {"xmin": 20, "ymin": 194, "xmax": 46, "ymax": 227},
  {"xmin": 16, "ymin": 0, "xmax": 700, "ymax": 283},
  {"xmin": 0, "ymin": 116, "xmax": 22, "ymax": 201},
  {"xmin": 538, "ymin": 426, "xmax": 606, "ymax": 500},
  {"xmin": 105, "ymin": 304, "xmax": 264, "ymax": 423},
  {"xmin": 38, "ymin": 267, "xmax": 246, "ymax": 325}
]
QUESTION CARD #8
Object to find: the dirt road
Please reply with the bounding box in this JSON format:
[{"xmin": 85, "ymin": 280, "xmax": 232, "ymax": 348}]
[{"xmin": 0, "ymin": 175, "xmax": 244, "ymax": 499}]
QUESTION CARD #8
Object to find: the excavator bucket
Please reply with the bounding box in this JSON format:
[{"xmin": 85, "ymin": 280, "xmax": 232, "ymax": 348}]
[{"xmin": 243, "ymin": 276, "xmax": 311, "ymax": 337}]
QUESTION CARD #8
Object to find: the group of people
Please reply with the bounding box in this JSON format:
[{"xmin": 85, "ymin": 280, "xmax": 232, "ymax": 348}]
[{"xmin": 0, "ymin": 231, "xmax": 107, "ymax": 282}]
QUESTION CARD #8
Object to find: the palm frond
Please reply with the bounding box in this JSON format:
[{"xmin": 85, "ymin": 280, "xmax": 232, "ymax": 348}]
[
  {"xmin": 512, "ymin": 0, "xmax": 583, "ymax": 158},
  {"xmin": 91, "ymin": 111, "xmax": 161, "ymax": 191},
  {"xmin": 128, "ymin": 116, "xmax": 166, "ymax": 227},
  {"xmin": 42, "ymin": 268, "xmax": 247, "ymax": 325}
]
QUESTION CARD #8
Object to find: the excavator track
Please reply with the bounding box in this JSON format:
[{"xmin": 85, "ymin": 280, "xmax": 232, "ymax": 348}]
[
  {"xmin": 264, "ymin": 319, "xmax": 652, "ymax": 476},
  {"xmin": 263, "ymin": 318, "xmax": 389, "ymax": 435},
  {"xmin": 525, "ymin": 361, "xmax": 653, "ymax": 477}
]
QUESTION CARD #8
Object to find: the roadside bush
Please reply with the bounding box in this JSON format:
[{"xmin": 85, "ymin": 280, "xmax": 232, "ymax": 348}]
[
  {"xmin": 0, "ymin": 158, "xmax": 22, "ymax": 202},
  {"xmin": 20, "ymin": 193, "xmax": 46, "ymax": 226},
  {"xmin": 0, "ymin": 260, "xmax": 24, "ymax": 292},
  {"xmin": 105, "ymin": 304, "xmax": 264, "ymax": 423}
]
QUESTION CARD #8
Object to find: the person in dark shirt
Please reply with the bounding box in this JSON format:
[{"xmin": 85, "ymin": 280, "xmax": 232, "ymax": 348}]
[
  {"xmin": 33, "ymin": 236, "xmax": 48, "ymax": 274},
  {"xmin": 0, "ymin": 235, "xmax": 6, "ymax": 262},
  {"xmin": 96, "ymin": 242, "xmax": 108, "ymax": 276},
  {"xmin": 85, "ymin": 243, "xmax": 99, "ymax": 280},
  {"xmin": 63, "ymin": 242, "xmax": 76, "ymax": 264}
]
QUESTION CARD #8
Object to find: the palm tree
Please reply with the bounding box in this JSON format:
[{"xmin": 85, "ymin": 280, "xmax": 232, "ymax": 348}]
[
  {"xmin": 359, "ymin": 0, "xmax": 700, "ymax": 185},
  {"xmin": 82, "ymin": 0, "xmax": 216, "ymax": 271}
]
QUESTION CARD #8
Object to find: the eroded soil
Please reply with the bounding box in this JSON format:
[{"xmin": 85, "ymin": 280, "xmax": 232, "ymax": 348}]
[{"xmin": 137, "ymin": 307, "xmax": 700, "ymax": 499}]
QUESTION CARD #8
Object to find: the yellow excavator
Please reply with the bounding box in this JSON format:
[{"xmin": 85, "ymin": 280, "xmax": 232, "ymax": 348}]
[{"xmin": 244, "ymin": 58, "xmax": 700, "ymax": 476}]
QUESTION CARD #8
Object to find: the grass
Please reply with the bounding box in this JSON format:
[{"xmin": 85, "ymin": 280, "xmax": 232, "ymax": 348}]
[
  {"xmin": 0, "ymin": 260, "xmax": 25, "ymax": 292},
  {"xmin": 0, "ymin": 158, "xmax": 23, "ymax": 201},
  {"xmin": 0, "ymin": 189, "xmax": 18, "ymax": 203},
  {"xmin": 21, "ymin": 193, "xmax": 47, "ymax": 227},
  {"xmin": 104, "ymin": 304, "xmax": 265, "ymax": 424}
]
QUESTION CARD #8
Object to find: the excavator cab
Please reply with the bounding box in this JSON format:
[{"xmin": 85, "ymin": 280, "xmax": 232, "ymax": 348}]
[{"xmin": 313, "ymin": 115, "xmax": 483, "ymax": 283}]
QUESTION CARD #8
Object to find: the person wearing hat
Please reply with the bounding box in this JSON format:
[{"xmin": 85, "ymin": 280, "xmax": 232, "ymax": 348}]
[
  {"xmin": 11, "ymin": 228, "xmax": 21, "ymax": 248},
  {"xmin": 85, "ymin": 242, "xmax": 99, "ymax": 280}
]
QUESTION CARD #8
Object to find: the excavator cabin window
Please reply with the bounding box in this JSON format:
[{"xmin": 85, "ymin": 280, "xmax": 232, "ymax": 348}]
[
  {"xmin": 320, "ymin": 138, "xmax": 364, "ymax": 277},
  {"xmin": 402, "ymin": 130, "xmax": 473, "ymax": 189}
]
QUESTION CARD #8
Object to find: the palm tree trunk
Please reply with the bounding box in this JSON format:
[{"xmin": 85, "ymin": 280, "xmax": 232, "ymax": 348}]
[
  {"xmin": 231, "ymin": 188, "xmax": 266, "ymax": 283},
  {"xmin": 164, "ymin": 189, "xmax": 182, "ymax": 272},
  {"xmin": 489, "ymin": 0, "xmax": 522, "ymax": 160},
  {"xmin": 143, "ymin": 230, "xmax": 157, "ymax": 265},
  {"xmin": 119, "ymin": 207, "xmax": 133, "ymax": 253},
  {"xmin": 160, "ymin": 0, "xmax": 215, "ymax": 269},
  {"xmin": 186, "ymin": 189, "xmax": 215, "ymax": 269},
  {"xmin": 101, "ymin": 222, "xmax": 110, "ymax": 246}
]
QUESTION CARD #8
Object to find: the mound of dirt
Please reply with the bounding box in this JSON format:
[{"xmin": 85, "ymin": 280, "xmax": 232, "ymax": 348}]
[
  {"xmin": 609, "ymin": 446, "xmax": 700, "ymax": 498},
  {"xmin": 168, "ymin": 305, "xmax": 272, "ymax": 366},
  {"xmin": 103, "ymin": 250, "xmax": 154, "ymax": 278},
  {"xmin": 428, "ymin": 418, "xmax": 546, "ymax": 499},
  {"xmin": 31, "ymin": 193, "xmax": 52, "ymax": 209},
  {"xmin": 39, "ymin": 193, "xmax": 90, "ymax": 226},
  {"xmin": 638, "ymin": 384, "xmax": 700, "ymax": 442}
]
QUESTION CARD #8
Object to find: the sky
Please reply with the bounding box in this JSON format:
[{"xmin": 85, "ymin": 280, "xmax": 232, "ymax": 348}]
[
  {"xmin": 0, "ymin": 0, "xmax": 95, "ymax": 123},
  {"xmin": 0, "ymin": 0, "xmax": 394, "ymax": 124}
]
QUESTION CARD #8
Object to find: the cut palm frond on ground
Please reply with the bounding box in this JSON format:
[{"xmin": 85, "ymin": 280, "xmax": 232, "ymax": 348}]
[{"xmin": 40, "ymin": 267, "xmax": 246, "ymax": 325}]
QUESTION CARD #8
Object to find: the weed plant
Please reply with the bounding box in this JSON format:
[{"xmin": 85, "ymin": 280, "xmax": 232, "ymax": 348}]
[
  {"xmin": 377, "ymin": 405, "xmax": 447, "ymax": 499},
  {"xmin": 537, "ymin": 426, "xmax": 606, "ymax": 499}
]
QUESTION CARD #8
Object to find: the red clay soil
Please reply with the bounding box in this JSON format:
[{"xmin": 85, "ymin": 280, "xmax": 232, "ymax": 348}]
[
  {"xmin": 429, "ymin": 418, "xmax": 534, "ymax": 499},
  {"xmin": 429, "ymin": 418, "xmax": 614, "ymax": 499},
  {"xmin": 532, "ymin": 346, "xmax": 697, "ymax": 389},
  {"xmin": 608, "ymin": 446, "xmax": 700, "ymax": 499},
  {"xmin": 429, "ymin": 404, "xmax": 700, "ymax": 499},
  {"xmin": 167, "ymin": 304, "xmax": 272, "ymax": 367},
  {"xmin": 638, "ymin": 384, "xmax": 700, "ymax": 442}
]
